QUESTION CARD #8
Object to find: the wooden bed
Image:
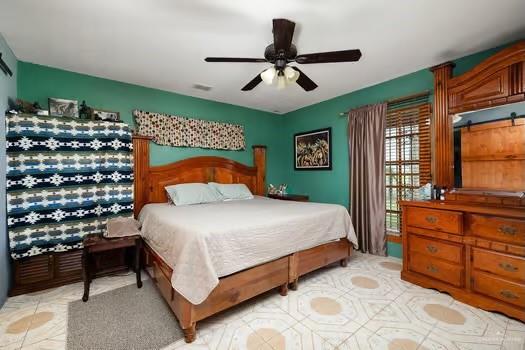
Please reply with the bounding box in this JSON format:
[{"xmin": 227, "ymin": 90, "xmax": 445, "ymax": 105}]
[{"xmin": 133, "ymin": 135, "xmax": 352, "ymax": 343}]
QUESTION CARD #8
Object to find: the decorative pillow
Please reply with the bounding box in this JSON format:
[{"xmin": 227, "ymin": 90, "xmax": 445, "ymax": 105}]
[
  {"xmin": 165, "ymin": 183, "xmax": 223, "ymax": 206},
  {"xmin": 208, "ymin": 182, "xmax": 254, "ymax": 200}
]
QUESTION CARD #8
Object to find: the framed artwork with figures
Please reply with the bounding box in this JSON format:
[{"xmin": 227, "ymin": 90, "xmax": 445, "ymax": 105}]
[
  {"xmin": 48, "ymin": 98, "xmax": 79, "ymax": 118},
  {"xmin": 294, "ymin": 127, "xmax": 332, "ymax": 170}
]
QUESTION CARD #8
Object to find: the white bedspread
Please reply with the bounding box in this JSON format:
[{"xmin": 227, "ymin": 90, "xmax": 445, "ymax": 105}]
[{"xmin": 138, "ymin": 196, "xmax": 357, "ymax": 305}]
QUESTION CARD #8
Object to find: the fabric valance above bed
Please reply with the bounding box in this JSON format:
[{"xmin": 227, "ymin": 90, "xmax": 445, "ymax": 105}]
[
  {"xmin": 133, "ymin": 109, "xmax": 245, "ymax": 151},
  {"xmin": 6, "ymin": 114, "xmax": 134, "ymax": 259}
]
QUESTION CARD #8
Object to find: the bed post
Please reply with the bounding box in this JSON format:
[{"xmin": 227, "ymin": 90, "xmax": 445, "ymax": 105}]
[
  {"xmin": 252, "ymin": 145, "xmax": 266, "ymax": 196},
  {"xmin": 133, "ymin": 135, "xmax": 151, "ymax": 218}
]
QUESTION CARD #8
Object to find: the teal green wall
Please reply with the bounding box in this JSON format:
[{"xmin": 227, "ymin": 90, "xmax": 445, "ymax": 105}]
[
  {"xmin": 0, "ymin": 34, "xmax": 17, "ymax": 307},
  {"xmin": 14, "ymin": 42, "xmax": 520, "ymax": 261},
  {"xmin": 17, "ymin": 62, "xmax": 286, "ymax": 184},
  {"xmin": 281, "ymin": 43, "xmax": 513, "ymax": 258}
]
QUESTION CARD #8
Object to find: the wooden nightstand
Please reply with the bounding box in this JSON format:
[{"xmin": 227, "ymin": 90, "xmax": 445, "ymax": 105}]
[
  {"xmin": 82, "ymin": 235, "xmax": 142, "ymax": 302},
  {"xmin": 268, "ymin": 193, "xmax": 309, "ymax": 202}
]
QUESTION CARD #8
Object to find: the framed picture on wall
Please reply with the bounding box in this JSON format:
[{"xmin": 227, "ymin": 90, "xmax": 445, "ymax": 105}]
[
  {"xmin": 294, "ymin": 127, "xmax": 332, "ymax": 170},
  {"xmin": 48, "ymin": 98, "xmax": 79, "ymax": 118},
  {"xmin": 92, "ymin": 109, "xmax": 121, "ymax": 122}
]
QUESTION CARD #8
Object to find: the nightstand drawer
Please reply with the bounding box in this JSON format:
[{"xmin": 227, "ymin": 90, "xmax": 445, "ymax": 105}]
[
  {"xmin": 472, "ymin": 248, "xmax": 525, "ymax": 282},
  {"xmin": 406, "ymin": 207, "xmax": 463, "ymax": 234},
  {"xmin": 472, "ymin": 271, "xmax": 525, "ymax": 308},
  {"xmin": 467, "ymin": 214, "xmax": 525, "ymax": 246},
  {"xmin": 408, "ymin": 252, "xmax": 463, "ymax": 287},
  {"xmin": 408, "ymin": 235, "xmax": 462, "ymax": 264}
]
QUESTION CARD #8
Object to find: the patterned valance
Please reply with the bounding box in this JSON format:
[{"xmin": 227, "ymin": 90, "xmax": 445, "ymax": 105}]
[
  {"xmin": 6, "ymin": 114, "xmax": 133, "ymax": 259},
  {"xmin": 133, "ymin": 110, "xmax": 245, "ymax": 151}
]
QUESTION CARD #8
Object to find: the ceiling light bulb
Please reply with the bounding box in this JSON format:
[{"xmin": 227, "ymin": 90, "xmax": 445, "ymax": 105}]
[
  {"xmin": 284, "ymin": 66, "xmax": 299, "ymax": 83},
  {"xmin": 260, "ymin": 67, "xmax": 277, "ymax": 85},
  {"xmin": 277, "ymin": 75, "xmax": 287, "ymax": 90}
]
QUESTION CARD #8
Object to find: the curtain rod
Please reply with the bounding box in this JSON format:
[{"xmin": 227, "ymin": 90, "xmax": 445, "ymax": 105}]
[{"xmin": 338, "ymin": 90, "xmax": 430, "ymax": 116}]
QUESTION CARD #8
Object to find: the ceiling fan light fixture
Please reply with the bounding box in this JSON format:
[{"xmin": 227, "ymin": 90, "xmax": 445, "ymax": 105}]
[
  {"xmin": 284, "ymin": 66, "xmax": 299, "ymax": 83},
  {"xmin": 276, "ymin": 74, "xmax": 287, "ymax": 90},
  {"xmin": 260, "ymin": 67, "xmax": 277, "ymax": 85}
]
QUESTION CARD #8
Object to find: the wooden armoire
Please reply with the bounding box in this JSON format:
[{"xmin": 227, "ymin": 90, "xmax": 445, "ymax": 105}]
[{"xmin": 401, "ymin": 41, "xmax": 525, "ymax": 322}]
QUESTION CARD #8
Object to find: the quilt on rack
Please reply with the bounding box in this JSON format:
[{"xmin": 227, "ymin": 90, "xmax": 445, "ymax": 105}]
[{"xmin": 6, "ymin": 114, "xmax": 134, "ymax": 259}]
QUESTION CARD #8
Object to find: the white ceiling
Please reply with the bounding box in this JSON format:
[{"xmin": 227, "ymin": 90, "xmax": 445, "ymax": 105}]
[{"xmin": 1, "ymin": 0, "xmax": 524, "ymax": 114}]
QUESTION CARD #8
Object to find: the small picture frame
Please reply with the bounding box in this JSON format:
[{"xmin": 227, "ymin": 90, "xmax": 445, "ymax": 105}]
[
  {"xmin": 294, "ymin": 127, "xmax": 332, "ymax": 170},
  {"xmin": 92, "ymin": 109, "xmax": 121, "ymax": 122},
  {"xmin": 48, "ymin": 98, "xmax": 79, "ymax": 118}
]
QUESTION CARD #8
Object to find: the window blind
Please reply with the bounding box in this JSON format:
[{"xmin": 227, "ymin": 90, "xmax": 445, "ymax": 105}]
[{"xmin": 385, "ymin": 101, "xmax": 431, "ymax": 234}]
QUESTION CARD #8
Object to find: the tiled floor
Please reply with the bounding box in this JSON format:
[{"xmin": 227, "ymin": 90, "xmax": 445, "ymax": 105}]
[{"xmin": 0, "ymin": 252, "xmax": 524, "ymax": 349}]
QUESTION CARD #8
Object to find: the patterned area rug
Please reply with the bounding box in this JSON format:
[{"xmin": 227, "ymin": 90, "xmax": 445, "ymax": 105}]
[{"xmin": 67, "ymin": 280, "xmax": 183, "ymax": 350}]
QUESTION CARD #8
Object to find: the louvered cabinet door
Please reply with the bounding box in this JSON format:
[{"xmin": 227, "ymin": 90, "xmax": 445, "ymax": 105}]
[
  {"xmin": 11, "ymin": 250, "xmax": 83, "ymax": 295},
  {"xmin": 14, "ymin": 255, "xmax": 54, "ymax": 285},
  {"xmin": 55, "ymin": 250, "xmax": 83, "ymax": 279}
]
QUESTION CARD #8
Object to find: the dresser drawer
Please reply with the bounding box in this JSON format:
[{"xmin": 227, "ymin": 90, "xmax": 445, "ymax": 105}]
[
  {"xmin": 408, "ymin": 234, "xmax": 462, "ymax": 264},
  {"xmin": 472, "ymin": 271, "xmax": 525, "ymax": 308},
  {"xmin": 467, "ymin": 214, "xmax": 525, "ymax": 246},
  {"xmin": 408, "ymin": 252, "xmax": 463, "ymax": 287},
  {"xmin": 472, "ymin": 248, "xmax": 525, "ymax": 282},
  {"xmin": 406, "ymin": 207, "xmax": 463, "ymax": 234}
]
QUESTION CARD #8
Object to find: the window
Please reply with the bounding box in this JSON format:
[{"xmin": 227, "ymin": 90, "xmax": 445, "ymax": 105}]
[{"xmin": 385, "ymin": 102, "xmax": 431, "ymax": 234}]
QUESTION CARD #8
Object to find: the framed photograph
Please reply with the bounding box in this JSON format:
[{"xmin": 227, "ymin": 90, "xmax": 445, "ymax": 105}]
[
  {"xmin": 92, "ymin": 109, "xmax": 121, "ymax": 122},
  {"xmin": 48, "ymin": 98, "xmax": 79, "ymax": 118},
  {"xmin": 294, "ymin": 127, "xmax": 332, "ymax": 170}
]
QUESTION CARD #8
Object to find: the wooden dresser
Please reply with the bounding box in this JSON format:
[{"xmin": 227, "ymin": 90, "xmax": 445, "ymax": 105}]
[{"xmin": 401, "ymin": 200, "xmax": 525, "ymax": 321}]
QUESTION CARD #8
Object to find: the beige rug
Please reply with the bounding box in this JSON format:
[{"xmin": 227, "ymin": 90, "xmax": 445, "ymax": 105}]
[{"xmin": 67, "ymin": 280, "xmax": 183, "ymax": 350}]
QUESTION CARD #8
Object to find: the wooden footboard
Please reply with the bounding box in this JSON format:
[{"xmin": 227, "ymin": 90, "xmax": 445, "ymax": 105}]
[
  {"xmin": 142, "ymin": 238, "xmax": 352, "ymax": 343},
  {"xmin": 289, "ymin": 239, "xmax": 352, "ymax": 290}
]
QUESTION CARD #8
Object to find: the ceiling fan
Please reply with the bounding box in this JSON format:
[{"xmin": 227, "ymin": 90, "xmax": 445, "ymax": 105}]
[{"xmin": 205, "ymin": 18, "xmax": 362, "ymax": 91}]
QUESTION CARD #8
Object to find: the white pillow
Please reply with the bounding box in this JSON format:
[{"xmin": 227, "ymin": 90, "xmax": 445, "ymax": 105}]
[
  {"xmin": 165, "ymin": 183, "xmax": 223, "ymax": 206},
  {"xmin": 208, "ymin": 182, "xmax": 254, "ymax": 200}
]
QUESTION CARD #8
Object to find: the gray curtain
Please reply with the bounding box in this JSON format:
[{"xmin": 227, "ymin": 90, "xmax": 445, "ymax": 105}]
[{"xmin": 348, "ymin": 103, "xmax": 387, "ymax": 256}]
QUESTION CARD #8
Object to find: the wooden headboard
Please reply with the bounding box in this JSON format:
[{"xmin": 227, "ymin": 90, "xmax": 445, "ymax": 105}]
[{"xmin": 132, "ymin": 135, "xmax": 266, "ymax": 217}]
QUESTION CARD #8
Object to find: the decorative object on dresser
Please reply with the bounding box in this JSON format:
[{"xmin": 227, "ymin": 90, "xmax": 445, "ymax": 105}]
[
  {"xmin": 133, "ymin": 136, "xmax": 353, "ymax": 342},
  {"xmin": 267, "ymin": 193, "xmax": 309, "ymax": 202},
  {"xmin": 294, "ymin": 127, "xmax": 332, "ymax": 170},
  {"xmin": 402, "ymin": 41, "xmax": 525, "ymax": 322},
  {"xmin": 82, "ymin": 234, "xmax": 142, "ymax": 302},
  {"xmin": 6, "ymin": 114, "xmax": 134, "ymax": 295}
]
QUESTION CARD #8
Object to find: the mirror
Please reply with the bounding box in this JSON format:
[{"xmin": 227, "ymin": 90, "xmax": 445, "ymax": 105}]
[{"xmin": 453, "ymin": 101, "xmax": 525, "ymax": 192}]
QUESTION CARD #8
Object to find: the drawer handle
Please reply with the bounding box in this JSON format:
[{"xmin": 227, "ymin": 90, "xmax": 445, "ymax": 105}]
[
  {"xmin": 425, "ymin": 216, "xmax": 438, "ymax": 224},
  {"xmin": 426, "ymin": 264, "xmax": 439, "ymax": 273},
  {"xmin": 498, "ymin": 225, "xmax": 517, "ymax": 236},
  {"xmin": 499, "ymin": 262, "xmax": 518, "ymax": 272},
  {"xmin": 426, "ymin": 245, "xmax": 438, "ymax": 254},
  {"xmin": 500, "ymin": 290, "xmax": 518, "ymax": 300}
]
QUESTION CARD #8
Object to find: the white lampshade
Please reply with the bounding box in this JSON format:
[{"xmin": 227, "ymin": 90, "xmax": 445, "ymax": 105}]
[
  {"xmin": 260, "ymin": 67, "xmax": 277, "ymax": 85},
  {"xmin": 284, "ymin": 66, "xmax": 300, "ymax": 83},
  {"xmin": 276, "ymin": 75, "xmax": 287, "ymax": 90}
]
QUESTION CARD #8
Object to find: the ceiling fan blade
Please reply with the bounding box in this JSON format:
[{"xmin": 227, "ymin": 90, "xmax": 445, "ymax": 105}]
[
  {"xmin": 273, "ymin": 19, "xmax": 295, "ymax": 53},
  {"xmin": 295, "ymin": 49, "xmax": 362, "ymax": 64},
  {"xmin": 241, "ymin": 73, "xmax": 263, "ymax": 91},
  {"xmin": 205, "ymin": 57, "xmax": 267, "ymax": 63},
  {"xmin": 291, "ymin": 67, "xmax": 318, "ymax": 91}
]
